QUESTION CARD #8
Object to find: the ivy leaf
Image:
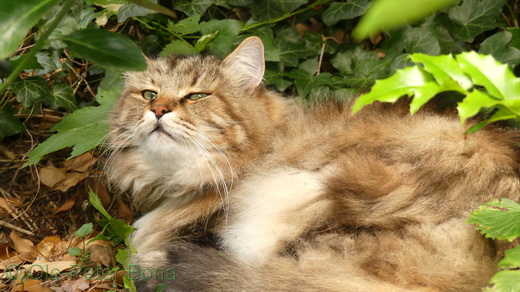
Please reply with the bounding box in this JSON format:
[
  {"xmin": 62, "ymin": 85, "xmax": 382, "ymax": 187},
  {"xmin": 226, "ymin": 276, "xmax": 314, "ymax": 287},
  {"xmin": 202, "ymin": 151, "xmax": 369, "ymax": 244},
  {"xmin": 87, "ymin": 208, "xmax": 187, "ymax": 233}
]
[
  {"xmin": 448, "ymin": 0, "xmax": 507, "ymax": 42},
  {"xmin": 0, "ymin": 0, "xmax": 59, "ymax": 59},
  {"xmin": 23, "ymin": 84, "xmax": 119, "ymax": 167},
  {"xmin": 468, "ymin": 198, "xmax": 520, "ymax": 241},
  {"xmin": 404, "ymin": 26, "xmax": 441, "ymax": 55},
  {"xmin": 48, "ymin": 83, "xmax": 78, "ymax": 111},
  {"xmin": 167, "ymin": 14, "xmax": 201, "ymax": 35},
  {"xmin": 479, "ymin": 31, "xmax": 520, "ymax": 67},
  {"xmin": 117, "ymin": 0, "xmax": 158, "ymax": 22},
  {"xmin": 0, "ymin": 103, "xmax": 25, "ymax": 137},
  {"xmin": 200, "ymin": 19, "xmax": 243, "ymax": 58},
  {"xmin": 175, "ymin": 0, "xmax": 214, "ymax": 16},
  {"xmin": 61, "ymin": 29, "xmax": 147, "ymax": 71},
  {"xmin": 160, "ymin": 40, "xmax": 195, "ymax": 56},
  {"xmin": 10, "ymin": 77, "xmax": 50, "ymax": 108},
  {"xmin": 352, "ymin": 66, "xmax": 439, "ymax": 114},
  {"xmin": 322, "ymin": 0, "xmax": 370, "ymax": 26},
  {"xmin": 456, "ymin": 51, "xmax": 520, "ymax": 101},
  {"xmin": 250, "ymin": 0, "xmax": 307, "ymax": 21}
]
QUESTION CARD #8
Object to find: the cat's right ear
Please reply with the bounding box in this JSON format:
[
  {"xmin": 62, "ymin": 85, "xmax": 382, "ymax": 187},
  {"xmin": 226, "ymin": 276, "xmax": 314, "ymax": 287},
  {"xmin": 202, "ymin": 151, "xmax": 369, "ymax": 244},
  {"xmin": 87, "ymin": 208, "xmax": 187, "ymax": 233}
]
[{"xmin": 223, "ymin": 37, "xmax": 265, "ymax": 92}]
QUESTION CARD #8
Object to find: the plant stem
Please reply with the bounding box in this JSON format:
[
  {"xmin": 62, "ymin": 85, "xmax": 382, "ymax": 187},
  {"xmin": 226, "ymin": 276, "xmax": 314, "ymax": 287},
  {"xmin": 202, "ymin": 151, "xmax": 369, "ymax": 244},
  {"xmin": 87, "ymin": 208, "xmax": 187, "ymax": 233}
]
[
  {"xmin": 0, "ymin": 0, "xmax": 75, "ymax": 98},
  {"xmin": 241, "ymin": 0, "xmax": 333, "ymax": 32}
]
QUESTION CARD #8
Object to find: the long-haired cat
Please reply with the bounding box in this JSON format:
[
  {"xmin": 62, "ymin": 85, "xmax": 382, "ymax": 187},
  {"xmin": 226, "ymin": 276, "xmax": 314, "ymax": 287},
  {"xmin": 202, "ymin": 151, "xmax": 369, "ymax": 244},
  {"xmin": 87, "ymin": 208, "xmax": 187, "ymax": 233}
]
[{"xmin": 106, "ymin": 37, "xmax": 520, "ymax": 291}]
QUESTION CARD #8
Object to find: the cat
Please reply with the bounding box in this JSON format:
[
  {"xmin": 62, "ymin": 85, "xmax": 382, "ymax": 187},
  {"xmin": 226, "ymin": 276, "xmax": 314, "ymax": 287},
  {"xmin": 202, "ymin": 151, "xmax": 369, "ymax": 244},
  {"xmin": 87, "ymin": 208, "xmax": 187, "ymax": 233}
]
[{"xmin": 106, "ymin": 36, "xmax": 520, "ymax": 291}]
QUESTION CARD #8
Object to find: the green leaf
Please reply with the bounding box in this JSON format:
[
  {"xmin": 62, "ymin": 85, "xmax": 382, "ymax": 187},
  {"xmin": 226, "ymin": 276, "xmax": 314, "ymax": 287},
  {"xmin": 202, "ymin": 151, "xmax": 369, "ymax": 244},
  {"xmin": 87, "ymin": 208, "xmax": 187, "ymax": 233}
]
[
  {"xmin": 75, "ymin": 223, "xmax": 94, "ymax": 238},
  {"xmin": 456, "ymin": 90, "xmax": 499, "ymax": 124},
  {"xmin": 167, "ymin": 14, "xmax": 201, "ymax": 35},
  {"xmin": 352, "ymin": 65, "xmax": 438, "ymax": 114},
  {"xmin": 117, "ymin": 0, "xmax": 159, "ymax": 22},
  {"xmin": 507, "ymin": 28, "xmax": 520, "ymax": 50},
  {"xmin": 160, "ymin": 40, "xmax": 196, "ymax": 56},
  {"xmin": 498, "ymin": 245, "xmax": 520, "ymax": 270},
  {"xmin": 404, "ymin": 26, "xmax": 441, "ymax": 55},
  {"xmin": 479, "ymin": 31, "xmax": 520, "ymax": 67},
  {"xmin": 489, "ymin": 270, "xmax": 520, "ymax": 292},
  {"xmin": 48, "ymin": 83, "xmax": 78, "ymax": 111},
  {"xmin": 61, "ymin": 29, "xmax": 147, "ymax": 71},
  {"xmin": 468, "ymin": 198, "xmax": 520, "ymax": 241},
  {"xmin": 0, "ymin": 0, "xmax": 60, "ymax": 59},
  {"xmin": 200, "ymin": 19, "xmax": 243, "ymax": 58},
  {"xmin": 9, "ymin": 55, "xmax": 43, "ymax": 71},
  {"xmin": 353, "ymin": 0, "xmax": 458, "ymax": 40},
  {"xmin": 0, "ymin": 103, "xmax": 25, "ymax": 137},
  {"xmin": 125, "ymin": 0, "xmax": 177, "ymax": 19},
  {"xmin": 456, "ymin": 51, "xmax": 520, "ymax": 101},
  {"xmin": 10, "ymin": 77, "xmax": 50, "ymax": 108},
  {"xmin": 89, "ymin": 189, "xmax": 112, "ymax": 219},
  {"xmin": 448, "ymin": 0, "xmax": 507, "ymax": 42},
  {"xmin": 194, "ymin": 33, "xmax": 217, "ymax": 53},
  {"xmin": 250, "ymin": 0, "xmax": 307, "ymax": 21},
  {"xmin": 225, "ymin": 0, "xmax": 252, "ymax": 6},
  {"xmin": 68, "ymin": 247, "xmax": 83, "ymax": 256},
  {"xmin": 23, "ymin": 84, "xmax": 119, "ymax": 167},
  {"xmin": 175, "ymin": 0, "xmax": 214, "ymax": 16},
  {"xmin": 322, "ymin": 0, "xmax": 370, "ymax": 26},
  {"xmin": 409, "ymin": 53, "xmax": 472, "ymax": 90}
]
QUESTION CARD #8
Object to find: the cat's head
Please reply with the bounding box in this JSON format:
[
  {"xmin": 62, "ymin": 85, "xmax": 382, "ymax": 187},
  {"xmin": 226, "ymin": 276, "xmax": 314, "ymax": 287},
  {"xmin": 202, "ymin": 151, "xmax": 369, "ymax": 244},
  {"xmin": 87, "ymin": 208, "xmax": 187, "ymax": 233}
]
[{"xmin": 107, "ymin": 37, "xmax": 282, "ymax": 203}]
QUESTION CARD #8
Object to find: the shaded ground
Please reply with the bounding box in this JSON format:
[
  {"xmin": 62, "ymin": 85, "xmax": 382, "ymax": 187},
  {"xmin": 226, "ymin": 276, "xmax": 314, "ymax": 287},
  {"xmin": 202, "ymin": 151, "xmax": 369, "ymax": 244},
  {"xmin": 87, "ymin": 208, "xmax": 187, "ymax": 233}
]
[{"xmin": 0, "ymin": 122, "xmax": 133, "ymax": 291}]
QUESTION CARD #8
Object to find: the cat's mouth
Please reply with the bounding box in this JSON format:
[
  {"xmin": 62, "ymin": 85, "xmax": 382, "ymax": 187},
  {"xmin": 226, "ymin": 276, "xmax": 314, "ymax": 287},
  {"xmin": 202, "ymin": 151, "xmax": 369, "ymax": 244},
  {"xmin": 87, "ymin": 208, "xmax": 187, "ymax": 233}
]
[{"xmin": 150, "ymin": 125, "xmax": 181, "ymax": 142}]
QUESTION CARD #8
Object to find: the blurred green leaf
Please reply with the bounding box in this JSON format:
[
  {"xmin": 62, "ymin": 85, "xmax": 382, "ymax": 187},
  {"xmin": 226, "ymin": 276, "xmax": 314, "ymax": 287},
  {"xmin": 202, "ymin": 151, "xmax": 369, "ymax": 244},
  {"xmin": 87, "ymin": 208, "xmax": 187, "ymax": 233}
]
[
  {"xmin": 0, "ymin": 0, "xmax": 59, "ymax": 59},
  {"xmin": 68, "ymin": 247, "xmax": 83, "ymax": 256},
  {"xmin": 489, "ymin": 270, "xmax": 520, "ymax": 292},
  {"xmin": 117, "ymin": 0, "xmax": 159, "ymax": 22},
  {"xmin": 507, "ymin": 27, "xmax": 520, "ymax": 50},
  {"xmin": 0, "ymin": 103, "xmax": 25, "ymax": 137},
  {"xmin": 322, "ymin": 0, "xmax": 370, "ymax": 26},
  {"xmin": 160, "ymin": 40, "xmax": 195, "ymax": 56},
  {"xmin": 354, "ymin": 0, "xmax": 458, "ymax": 40},
  {"xmin": 61, "ymin": 29, "xmax": 147, "ymax": 71},
  {"xmin": 404, "ymin": 26, "xmax": 441, "ymax": 55},
  {"xmin": 75, "ymin": 223, "xmax": 94, "ymax": 237},
  {"xmin": 167, "ymin": 14, "xmax": 201, "ymax": 35}
]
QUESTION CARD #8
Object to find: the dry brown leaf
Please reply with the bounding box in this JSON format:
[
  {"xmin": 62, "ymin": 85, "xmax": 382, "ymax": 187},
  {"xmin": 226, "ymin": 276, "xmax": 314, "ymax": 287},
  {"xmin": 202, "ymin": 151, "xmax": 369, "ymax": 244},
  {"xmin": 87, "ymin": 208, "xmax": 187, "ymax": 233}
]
[
  {"xmin": 22, "ymin": 260, "xmax": 77, "ymax": 274},
  {"xmin": 54, "ymin": 172, "xmax": 90, "ymax": 192},
  {"xmin": 85, "ymin": 240, "xmax": 113, "ymax": 268},
  {"xmin": 116, "ymin": 198, "xmax": 133, "ymax": 223},
  {"xmin": 0, "ymin": 243, "xmax": 16, "ymax": 260},
  {"xmin": 86, "ymin": 178, "xmax": 111, "ymax": 209},
  {"xmin": 51, "ymin": 197, "xmax": 76, "ymax": 216},
  {"xmin": 10, "ymin": 231, "xmax": 34, "ymax": 254},
  {"xmin": 0, "ymin": 198, "xmax": 15, "ymax": 216},
  {"xmin": 58, "ymin": 277, "xmax": 89, "ymax": 292},
  {"xmin": 35, "ymin": 236, "xmax": 61, "ymax": 259},
  {"xmin": 39, "ymin": 166, "xmax": 67, "ymax": 189},
  {"xmin": 0, "ymin": 252, "xmax": 34, "ymax": 270},
  {"xmin": 63, "ymin": 152, "xmax": 97, "ymax": 173},
  {"xmin": 11, "ymin": 278, "xmax": 53, "ymax": 292}
]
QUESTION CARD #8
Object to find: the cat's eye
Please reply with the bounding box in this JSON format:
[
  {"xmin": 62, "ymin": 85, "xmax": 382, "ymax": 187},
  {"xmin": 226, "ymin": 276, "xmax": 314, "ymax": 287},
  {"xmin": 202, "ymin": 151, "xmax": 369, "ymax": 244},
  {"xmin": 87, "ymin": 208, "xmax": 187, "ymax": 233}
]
[
  {"xmin": 142, "ymin": 90, "xmax": 158, "ymax": 101},
  {"xmin": 185, "ymin": 93, "xmax": 209, "ymax": 101}
]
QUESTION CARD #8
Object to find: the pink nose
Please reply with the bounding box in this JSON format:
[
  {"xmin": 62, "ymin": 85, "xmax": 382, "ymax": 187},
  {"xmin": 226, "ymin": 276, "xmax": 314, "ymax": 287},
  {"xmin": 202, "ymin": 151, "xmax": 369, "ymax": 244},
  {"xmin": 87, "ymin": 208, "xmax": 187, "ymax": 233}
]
[{"xmin": 151, "ymin": 104, "xmax": 171, "ymax": 118}]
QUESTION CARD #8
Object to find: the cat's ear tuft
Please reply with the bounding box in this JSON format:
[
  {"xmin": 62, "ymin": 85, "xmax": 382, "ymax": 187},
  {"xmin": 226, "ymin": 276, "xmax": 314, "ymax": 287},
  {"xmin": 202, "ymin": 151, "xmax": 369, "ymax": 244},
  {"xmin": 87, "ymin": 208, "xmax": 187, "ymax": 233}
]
[{"xmin": 223, "ymin": 37, "xmax": 265, "ymax": 91}]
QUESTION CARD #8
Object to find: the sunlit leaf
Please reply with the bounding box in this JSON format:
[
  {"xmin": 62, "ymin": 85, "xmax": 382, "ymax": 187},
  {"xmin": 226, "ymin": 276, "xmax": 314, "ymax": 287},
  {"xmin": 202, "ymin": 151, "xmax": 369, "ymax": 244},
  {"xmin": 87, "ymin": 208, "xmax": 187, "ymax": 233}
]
[{"xmin": 468, "ymin": 199, "xmax": 520, "ymax": 241}]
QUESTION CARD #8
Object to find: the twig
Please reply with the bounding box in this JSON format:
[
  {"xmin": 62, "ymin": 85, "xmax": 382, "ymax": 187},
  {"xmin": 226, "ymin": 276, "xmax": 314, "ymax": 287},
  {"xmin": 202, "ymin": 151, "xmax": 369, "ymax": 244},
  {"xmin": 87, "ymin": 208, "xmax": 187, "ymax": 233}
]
[{"xmin": 0, "ymin": 220, "xmax": 36, "ymax": 236}]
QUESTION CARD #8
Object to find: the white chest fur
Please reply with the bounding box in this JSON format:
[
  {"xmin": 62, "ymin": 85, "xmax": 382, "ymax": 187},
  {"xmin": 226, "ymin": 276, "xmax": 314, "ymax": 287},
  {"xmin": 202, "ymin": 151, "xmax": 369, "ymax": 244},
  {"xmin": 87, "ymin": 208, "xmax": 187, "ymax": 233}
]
[{"xmin": 219, "ymin": 168, "xmax": 332, "ymax": 265}]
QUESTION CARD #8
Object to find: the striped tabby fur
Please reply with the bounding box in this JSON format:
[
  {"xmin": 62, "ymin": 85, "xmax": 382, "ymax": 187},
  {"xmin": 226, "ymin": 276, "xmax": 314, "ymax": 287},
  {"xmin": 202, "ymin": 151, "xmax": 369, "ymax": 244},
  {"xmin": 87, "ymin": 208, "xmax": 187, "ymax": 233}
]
[{"xmin": 107, "ymin": 37, "xmax": 520, "ymax": 291}]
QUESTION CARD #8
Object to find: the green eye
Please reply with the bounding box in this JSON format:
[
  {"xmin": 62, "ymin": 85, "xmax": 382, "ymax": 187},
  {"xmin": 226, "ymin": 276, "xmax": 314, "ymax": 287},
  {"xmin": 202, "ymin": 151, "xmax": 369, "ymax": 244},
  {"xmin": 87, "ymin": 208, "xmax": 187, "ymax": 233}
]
[
  {"xmin": 186, "ymin": 93, "xmax": 209, "ymax": 101},
  {"xmin": 142, "ymin": 90, "xmax": 157, "ymax": 100}
]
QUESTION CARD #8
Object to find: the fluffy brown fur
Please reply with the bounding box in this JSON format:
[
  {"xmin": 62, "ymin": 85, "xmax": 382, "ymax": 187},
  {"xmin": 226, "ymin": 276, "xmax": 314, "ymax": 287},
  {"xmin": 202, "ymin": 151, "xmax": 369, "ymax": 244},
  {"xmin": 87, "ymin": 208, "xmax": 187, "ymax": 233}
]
[{"xmin": 106, "ymin": 37, "xmax": 520, "ymax": 291}]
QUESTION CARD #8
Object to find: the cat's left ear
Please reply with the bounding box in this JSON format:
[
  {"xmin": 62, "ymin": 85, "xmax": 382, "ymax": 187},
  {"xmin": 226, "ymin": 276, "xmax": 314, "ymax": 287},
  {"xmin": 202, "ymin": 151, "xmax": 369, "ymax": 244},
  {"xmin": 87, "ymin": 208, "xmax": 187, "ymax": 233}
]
[{"xmin": 223, "ymin": 37, "xmax": 265, "ymax": 91}]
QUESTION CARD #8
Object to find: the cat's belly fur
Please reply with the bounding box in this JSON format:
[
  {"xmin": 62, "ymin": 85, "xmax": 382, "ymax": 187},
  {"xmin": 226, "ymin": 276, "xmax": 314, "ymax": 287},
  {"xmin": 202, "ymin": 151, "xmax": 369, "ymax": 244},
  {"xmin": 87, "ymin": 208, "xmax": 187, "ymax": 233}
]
[{"xmin": 219, "ymin": 167, "xmax": 330, "ymax": 264}]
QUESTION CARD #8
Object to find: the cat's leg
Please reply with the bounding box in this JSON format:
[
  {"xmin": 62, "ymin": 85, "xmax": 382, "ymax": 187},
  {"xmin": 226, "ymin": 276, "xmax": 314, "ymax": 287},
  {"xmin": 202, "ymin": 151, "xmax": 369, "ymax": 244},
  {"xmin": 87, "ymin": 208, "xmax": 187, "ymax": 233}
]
[
  {"xmin": 131, "ymin": 192, "xmax": 222, "ymax": 254},
  {"xmin": 219, "ymin": 168, "xmax": 333, "ymax": 265}
]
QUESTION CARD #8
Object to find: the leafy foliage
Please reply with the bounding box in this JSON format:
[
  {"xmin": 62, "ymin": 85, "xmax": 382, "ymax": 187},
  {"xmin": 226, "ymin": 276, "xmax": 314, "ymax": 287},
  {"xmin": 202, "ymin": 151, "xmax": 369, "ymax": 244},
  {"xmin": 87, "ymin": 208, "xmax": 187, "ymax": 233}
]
[{"xmin": 469, "ymin": 199, "xmax": 520, "ymax": 291}]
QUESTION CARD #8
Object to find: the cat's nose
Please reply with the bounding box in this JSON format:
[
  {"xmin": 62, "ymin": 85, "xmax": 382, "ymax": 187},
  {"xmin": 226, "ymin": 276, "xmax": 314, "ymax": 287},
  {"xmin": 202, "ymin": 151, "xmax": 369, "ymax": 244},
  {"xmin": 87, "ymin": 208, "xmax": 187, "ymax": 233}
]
[{"xmin": 151, "ymin": 104, "xmax": 171, "ymax": 119}]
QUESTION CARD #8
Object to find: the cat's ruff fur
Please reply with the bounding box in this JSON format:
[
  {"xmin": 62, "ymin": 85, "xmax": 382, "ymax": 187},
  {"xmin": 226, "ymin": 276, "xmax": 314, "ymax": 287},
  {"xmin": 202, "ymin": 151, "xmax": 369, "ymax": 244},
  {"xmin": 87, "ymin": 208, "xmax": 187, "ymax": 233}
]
[{"xmin": 107, "ymin": 37, "xmax": 520, "ymax": 291}]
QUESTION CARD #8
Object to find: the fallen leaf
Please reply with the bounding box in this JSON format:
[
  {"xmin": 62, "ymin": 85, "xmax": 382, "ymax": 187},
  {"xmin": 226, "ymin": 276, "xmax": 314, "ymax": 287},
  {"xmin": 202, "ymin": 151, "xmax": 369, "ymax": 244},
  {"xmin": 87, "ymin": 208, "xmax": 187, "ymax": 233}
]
[
  {"xmin": 10, "ymin": 231, "xmax": 34, "ymax": 254},
  {"xmin": 0, "ymin": 198, "xmax": 15, "ymax": 216},
  {"xmin": 11, "ymin": 278, "xmax": 53, "ymax": 292},
  {"xmin": 58, "ymin": 277, "xmax": 89, "ymax": 292},
  {"xmin": 51, "ymin": 197, "xmax": 76, "ymax": 216},
  {"xmin": 39, "ymin": 166, "xmax": 67, "ymax": 189},
  {"xmin": 35, "ymin": 236, "xmax": 61, "ymax": 259},
  {"xmin": 86, "ymin": 241, "xmax": 114, "ymax": 268},
  {"xmin": 86, "ymin": 178, "xmax": 111, "ymax": 209},
  {"xmin": 22, "ymin": 260, "xmax": 77, "ymax": 274},
  {"xmin": 63, "ymin": 152, "xmax": 97, "ymax": 173},
  {"xmin": 0, "ymin": 243, "xmax": 16, "ymax": 260},
  {"xmin": 116, "ymin": 198, "xmax": 133, "ymax": 223},
  {"xmin": 0, "ymin": 252, "xmax": 34, "ymax": 270}
]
